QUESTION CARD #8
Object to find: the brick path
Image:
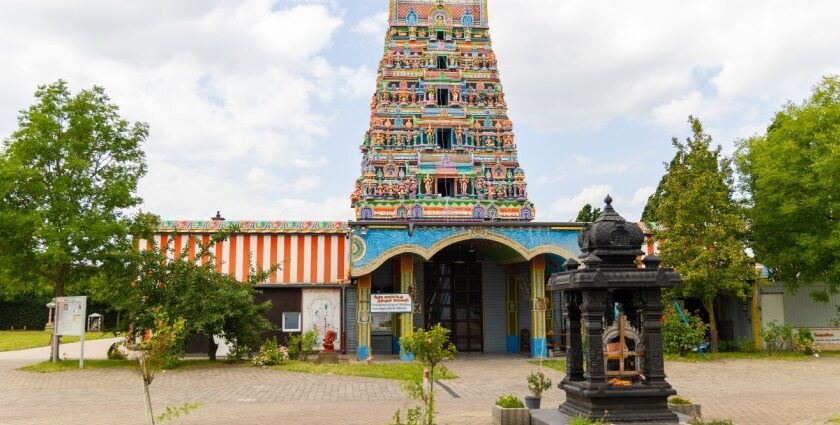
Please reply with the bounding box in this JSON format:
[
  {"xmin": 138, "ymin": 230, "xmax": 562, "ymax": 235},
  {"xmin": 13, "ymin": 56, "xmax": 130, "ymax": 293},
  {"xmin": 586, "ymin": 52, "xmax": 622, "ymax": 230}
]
[{"xmin": 1, "ymin": 354, "xmax": 838, "ymax": 424}]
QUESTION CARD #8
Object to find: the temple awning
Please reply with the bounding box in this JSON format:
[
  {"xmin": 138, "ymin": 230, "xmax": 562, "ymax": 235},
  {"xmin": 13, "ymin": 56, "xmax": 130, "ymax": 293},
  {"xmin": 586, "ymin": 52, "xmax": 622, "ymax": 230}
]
[{"xmin": 142, "ymin": 221, "xmax": 351, "ymax": 285}]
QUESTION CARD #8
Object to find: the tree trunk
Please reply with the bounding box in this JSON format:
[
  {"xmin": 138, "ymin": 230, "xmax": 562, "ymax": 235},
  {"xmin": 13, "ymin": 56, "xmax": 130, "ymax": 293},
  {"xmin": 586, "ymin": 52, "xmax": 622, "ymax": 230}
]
[
  {"xmin": 703, "ymin": 297, "xmax": 719, "ymax": 353},
  {"xmin": 207, "ymin": 335, "xmax": 218, "ymax": 361},
  {"xmin": 143, "ymin": 380, "xmax": 155, "ymax": 425}
]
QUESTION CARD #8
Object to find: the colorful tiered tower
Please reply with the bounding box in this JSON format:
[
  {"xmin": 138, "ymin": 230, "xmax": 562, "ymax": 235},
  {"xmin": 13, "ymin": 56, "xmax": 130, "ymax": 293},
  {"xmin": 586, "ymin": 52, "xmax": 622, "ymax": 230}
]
[{"xmin": 350, "ymin": 0, "xmax": 535, "ymax": 222}]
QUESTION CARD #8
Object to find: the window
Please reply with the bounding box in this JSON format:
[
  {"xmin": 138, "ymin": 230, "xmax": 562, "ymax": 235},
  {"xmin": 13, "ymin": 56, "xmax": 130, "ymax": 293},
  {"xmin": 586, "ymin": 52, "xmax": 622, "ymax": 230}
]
[
  {"xmin": 437, "ymin": 56, "xmax": 448, "ymax": 70},
  {"xmin": 437, "ymin": 178, "xmax": 455, "ymax": 197},
  {"xmin": 436, "ymin": 128, "xmax": 452, "ymax": 149},
  {"xmin": 282, "ymin": 312, "xmax": 301, "ymax": 332},
  {"xmin": 437, "ymin": 89, "xmax": 449, "ymax": 106},
  {"xmin": 436, "ymin": 30, "xmax": 445, "ymax": 41}
]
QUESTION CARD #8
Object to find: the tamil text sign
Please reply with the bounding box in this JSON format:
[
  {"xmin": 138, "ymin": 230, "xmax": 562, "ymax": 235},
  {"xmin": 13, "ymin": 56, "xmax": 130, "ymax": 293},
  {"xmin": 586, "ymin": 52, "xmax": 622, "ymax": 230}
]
[{"xmin": 370, "ymin": 294, "xmax": 412, "ymax": 313}]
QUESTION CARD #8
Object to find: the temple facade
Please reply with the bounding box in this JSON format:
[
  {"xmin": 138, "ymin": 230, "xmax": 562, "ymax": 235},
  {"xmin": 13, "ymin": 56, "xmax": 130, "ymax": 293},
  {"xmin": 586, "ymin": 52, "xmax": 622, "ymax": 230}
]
[{"xmin": 151, "ymin": 0, "xmax": 583, "ymax": 361}]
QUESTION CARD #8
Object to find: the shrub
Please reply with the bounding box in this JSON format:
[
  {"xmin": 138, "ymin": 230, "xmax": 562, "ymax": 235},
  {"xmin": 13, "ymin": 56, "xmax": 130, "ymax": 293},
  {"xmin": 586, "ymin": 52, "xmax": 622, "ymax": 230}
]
[
  {"xmin": 527, "ymin": 371, "xmax": 552, "ymax": 399},
  {"xmin": 287, "ymin": 329, "xmax": 319, "ymax": 361},
  {"xmin": 761, "ymin": 320, "xmax": 793, "ymax": 355},
  {"xmin": 495, "ymin": 394, "xmax": 525, "ymax": 409},
  {"xmin": 107, "ymin": 342, "xmax": 126, "ymax": 360},
  {"xmin": 793, "ymin": 328, "xmax": 819, "ymax": 356},
  {"xmin": 668, "ymin": 395, "xmax": 692, "ymax": 405},
  {"xmin": 663, "ymin": 305, "xmax": 708, "ymax": 356},
  {"xmin": 252, "ymin": 337, "xmax": 289, "ymax": 366},
  {"xmin": 400, "ymin": 324, "xmax": 458, "ymax": 425}
]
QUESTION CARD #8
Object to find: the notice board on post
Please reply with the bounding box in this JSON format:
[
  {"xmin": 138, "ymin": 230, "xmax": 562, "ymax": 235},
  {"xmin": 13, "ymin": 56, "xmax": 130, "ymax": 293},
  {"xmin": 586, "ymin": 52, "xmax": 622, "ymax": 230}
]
[{"xmin": 370, "ymin": 294, "xmax": 412, "ymax": 313}]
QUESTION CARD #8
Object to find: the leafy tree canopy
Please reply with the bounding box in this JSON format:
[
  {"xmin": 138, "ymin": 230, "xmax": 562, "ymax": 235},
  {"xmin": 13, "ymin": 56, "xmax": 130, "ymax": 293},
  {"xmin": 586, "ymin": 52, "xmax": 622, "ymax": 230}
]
[
  {"xmin": 101, "ymin": 230, "xmax": 275, "ymax": 361},
  {"xmin": 574, "ymin": 203, "xmax": 602, "ymax": 222},
  {"xmin": 0, "ymin": 80, "xmax": 148, "ymax": 299},
  {"xmin": 735, "ymin": 75, "xmax": 840, "ymax": 300},
  {"xmin": 645, "ymin": 116, "xmax": 757, "ymax": 351}
]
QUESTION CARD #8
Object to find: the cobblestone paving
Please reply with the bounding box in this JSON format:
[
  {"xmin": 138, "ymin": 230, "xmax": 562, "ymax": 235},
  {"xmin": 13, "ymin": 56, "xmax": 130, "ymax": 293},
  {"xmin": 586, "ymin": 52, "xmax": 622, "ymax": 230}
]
[{"xmin": 1, "ymin": 355, "xmax": 838, "ymax": 425}]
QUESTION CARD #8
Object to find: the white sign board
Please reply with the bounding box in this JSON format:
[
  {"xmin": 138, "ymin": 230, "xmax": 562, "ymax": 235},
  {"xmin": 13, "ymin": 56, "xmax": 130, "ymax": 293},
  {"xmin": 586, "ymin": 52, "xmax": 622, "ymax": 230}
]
[
  {"xmin": 371, "ymin": 294, "xmax": 413, "ymax": 313},
  {"xmin": 54, "ymin": 296, "xmax": 87, "ymax": 368},
  {"xmin": 811, "ymin": 328, "xmax": 840, "ymax": 350},
  {"xmin": 55, "ymin": 296, "xmax": 87, "ymax": 336}
]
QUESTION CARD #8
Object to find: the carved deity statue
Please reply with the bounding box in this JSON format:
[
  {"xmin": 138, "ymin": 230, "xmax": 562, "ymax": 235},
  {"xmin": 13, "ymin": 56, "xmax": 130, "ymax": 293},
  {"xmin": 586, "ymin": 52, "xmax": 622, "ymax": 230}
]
[
  {"xmin": 423, "ymin": 174, "xmax": 434, "ymax": 195},
  {"xmin": 455, "ymin": 127, "xmax": 464, "ymax": 145},
  {"xmin": 459, "ymin": 176, "xmax": 469, "ymax": 195}
]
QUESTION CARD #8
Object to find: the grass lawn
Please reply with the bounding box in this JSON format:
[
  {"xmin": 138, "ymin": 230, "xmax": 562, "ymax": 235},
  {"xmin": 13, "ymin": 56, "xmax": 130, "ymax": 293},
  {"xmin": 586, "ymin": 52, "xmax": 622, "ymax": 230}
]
[
  {"xmin": 271, "ymin": 360, "xmax": 457, "ymax": 382},
  {"xmin": 529, "ymin": 358, "xmax": 566, "ymax": 372},
  {"xmin": 0, "ymin": 330, "xmax": 114, "ymax": 352},
  {"xmin": 665, "ymin": 350, "xmax": 840, "ymax": 362},
  {"xmin": 19, "ymin": 359, "xmax": 245, "ymax": 373}
]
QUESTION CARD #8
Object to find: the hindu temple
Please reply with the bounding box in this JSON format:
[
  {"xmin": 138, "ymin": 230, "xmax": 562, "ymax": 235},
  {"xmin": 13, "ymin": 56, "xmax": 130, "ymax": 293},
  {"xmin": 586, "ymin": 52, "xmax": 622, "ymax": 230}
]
[{"xmin": 149, "ymin": 0, "xmax": 584, "ymax": 362}]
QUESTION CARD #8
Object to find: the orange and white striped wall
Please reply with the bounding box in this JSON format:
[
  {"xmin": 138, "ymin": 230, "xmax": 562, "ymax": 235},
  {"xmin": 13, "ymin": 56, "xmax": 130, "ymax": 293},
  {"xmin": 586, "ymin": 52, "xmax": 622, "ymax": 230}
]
[{"xmin": 139, "ymin": 221, "xmax": 351, "ymax": 285}]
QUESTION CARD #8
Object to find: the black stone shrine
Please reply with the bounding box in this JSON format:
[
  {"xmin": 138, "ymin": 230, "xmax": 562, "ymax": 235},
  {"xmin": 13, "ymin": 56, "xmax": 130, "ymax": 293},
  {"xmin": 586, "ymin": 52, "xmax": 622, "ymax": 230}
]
[{"xmin": 544, "ymin": 196, "xmax": 682, "ymax": 424}]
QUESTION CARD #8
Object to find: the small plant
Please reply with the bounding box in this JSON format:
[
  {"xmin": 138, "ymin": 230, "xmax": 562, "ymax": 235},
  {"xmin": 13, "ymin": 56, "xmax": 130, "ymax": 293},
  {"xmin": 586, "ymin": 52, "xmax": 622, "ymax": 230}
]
[
  {"xmin": 527, "ymin": 371, "xmax": 552, "ymax": 399},
  {"xmin": 793, "ymin": 328, "xmax": 820, "ymax": 356},
  {"xmin": 761, "ymin": 320, "xmax": 793, "ymax": 355},
  {"xmin": 688, "ymin": 419, "xmax": 734, "ymax": 425},
  {"xmin": 495, "ymin": 394, "xmax": 525, "ymax": 409},
  {"xmin": 399, "ymin": 324, "xmax": 457, "ymax": 425},
  {"xmin": 663, "ymin": 305, "xmax": 708, "ymax": 356},
  {"xmin": 156, "ymin": 402, "xmax": 201, "ymax": 422},
  {"xmin": 389, "ymin": 407, "xmax": 422, "ymax": 425},
  {"xmin": 569, "ymin": 416, "xmax": 608, "ymax": 425},
  {"xmin": 668, "ymin": 395, "xmax": 692, "ymax": 405},
  {"xmin": 252, "ymin": 337, "xmax": 289, "ymax": 366}
]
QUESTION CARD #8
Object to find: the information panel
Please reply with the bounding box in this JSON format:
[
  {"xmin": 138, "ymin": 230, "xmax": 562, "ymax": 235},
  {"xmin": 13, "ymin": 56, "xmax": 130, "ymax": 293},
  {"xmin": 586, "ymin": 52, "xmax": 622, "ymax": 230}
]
[
  {"xmin": 370, "ymin": 294, "xmax": 412, "ymax": 313},
  {"xmin": 55, "ymin": 296, "xmax": 87, "ymax": 336}
]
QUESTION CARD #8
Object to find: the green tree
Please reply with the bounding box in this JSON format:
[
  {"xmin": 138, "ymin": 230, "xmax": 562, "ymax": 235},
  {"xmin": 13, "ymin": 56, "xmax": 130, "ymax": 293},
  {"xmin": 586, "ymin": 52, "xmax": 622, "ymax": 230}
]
[
  {"xmin": 132, "ymin": 313, "xmax": 186, "ymax": 425},
  {"xmin": 0, "ymin": 80, "xmax": 147, "ymax": 356},
  {"xmin": 399, "ymin": 324, "xmax": 457, "ymax": 425},
  {"xmin": 0, "ymin": 80, "xmax": 147, "ymax": 298},
  {"xmin": 574, "ymin": 203, "xmax": 602, "ymax": 222},
  {"xmin": 103, "ymin": 230, "xmax": 275, "ymax": 362},
  {"xmin": 644, "ymin": 116, "xmax": 757, "ymax": 352},
  {"xmin": 735, "ymin": 76, "xmax": 840, "ymax": 299}
]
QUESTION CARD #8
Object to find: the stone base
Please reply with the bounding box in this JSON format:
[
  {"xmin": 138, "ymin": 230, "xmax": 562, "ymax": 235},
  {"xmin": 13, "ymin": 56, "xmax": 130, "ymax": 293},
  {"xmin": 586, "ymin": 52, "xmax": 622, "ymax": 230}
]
[
  {"xmin": 492, "ymin": 405, "xmax": 530, "ymax": 425},
  {"xmin": 530, "ymin": 409, "xmax": 690, "ymax": 425},
  {"xmin": 317, "ymin": 351, "xmax": 339, "ymax": 364},
  {"xmin": 557, "ymin": 381, "xmax": 679, "ymax": 424}
]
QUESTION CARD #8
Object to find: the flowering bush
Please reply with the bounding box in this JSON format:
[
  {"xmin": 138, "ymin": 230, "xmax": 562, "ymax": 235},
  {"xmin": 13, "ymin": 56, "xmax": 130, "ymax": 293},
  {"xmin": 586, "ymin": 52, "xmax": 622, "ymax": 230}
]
[
  {"xmin": 252, "ymin": 337, "xmax": 289, "ymax": 366},
  {"xmin": 761, "ymin": 320, "xmax": 793, "ymax": 355},
  {"xmin": 793, "ymin": 328, "xmax": 820, "ymax": 356},
  {"xmin": 663, "ymin": 305, "xmax": 708, "ymax": 356}
]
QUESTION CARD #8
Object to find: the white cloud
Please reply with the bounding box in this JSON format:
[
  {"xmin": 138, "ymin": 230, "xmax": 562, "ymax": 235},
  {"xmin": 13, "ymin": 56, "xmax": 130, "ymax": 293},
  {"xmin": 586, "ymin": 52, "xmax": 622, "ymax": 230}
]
[
  {"xmin": 353, "ymin": 11, "xmax": 388, "ymax": 37},
  {"xmin": 549, "ymin": 185, "xmax": 614, "ymax": 221},
  {"xmin": 490, "ymin": 0, "xmax": 840, "ymax": 134},
  {"xmin": 630, "ymin": 186, "xmax": 655, "ymax": 207},
  {"xmin": 0, "ymin": 0, "xmax": 364, "ymax": 220}
]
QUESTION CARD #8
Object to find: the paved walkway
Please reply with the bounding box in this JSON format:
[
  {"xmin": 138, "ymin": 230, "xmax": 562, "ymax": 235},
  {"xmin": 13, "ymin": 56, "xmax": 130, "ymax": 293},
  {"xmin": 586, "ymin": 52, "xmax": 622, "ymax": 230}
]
[
  {"xmin": 0, "ymin": 337, "xmax": 121, "ymax": 361},
  {"xmin": 1, "ymin": 353, "xmax": 838, "ymax": 424}
]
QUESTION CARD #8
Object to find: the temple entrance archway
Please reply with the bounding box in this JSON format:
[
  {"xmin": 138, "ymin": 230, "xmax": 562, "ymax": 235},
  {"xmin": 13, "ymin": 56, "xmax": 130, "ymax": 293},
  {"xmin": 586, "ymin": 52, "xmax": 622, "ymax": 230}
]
[{"xmin": 424, "ymin": 244, "xmax": 484, "ymax": 352}]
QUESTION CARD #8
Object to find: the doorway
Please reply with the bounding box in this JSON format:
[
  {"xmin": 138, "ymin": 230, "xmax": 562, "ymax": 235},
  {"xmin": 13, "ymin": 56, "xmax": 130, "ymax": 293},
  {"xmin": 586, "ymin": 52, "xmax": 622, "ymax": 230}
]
[{"xmin": 424, "ymin": 247, "xmax": 483, "ymax": 352}]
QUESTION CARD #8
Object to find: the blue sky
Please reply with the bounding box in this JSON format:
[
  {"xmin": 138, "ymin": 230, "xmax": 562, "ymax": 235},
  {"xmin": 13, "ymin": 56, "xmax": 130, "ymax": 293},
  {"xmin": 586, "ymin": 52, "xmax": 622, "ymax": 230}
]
[{"xmin": 1, "ymin": 0, "xmax": 839, "ymax": 222}]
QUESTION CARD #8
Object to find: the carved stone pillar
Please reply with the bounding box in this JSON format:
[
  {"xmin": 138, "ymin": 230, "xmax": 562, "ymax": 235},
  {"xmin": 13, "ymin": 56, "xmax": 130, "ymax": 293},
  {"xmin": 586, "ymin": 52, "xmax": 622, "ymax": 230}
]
[
  {"xmin": 581, "ymin": 289, "xmax": 607, "ymax": 384},
  {"xmin": 564, "ymin": 292, "xmax": 584, "ymax": 381},
  {"xmin": 641, "ymin": 288, "xmax": 667, "ymax": 385}
]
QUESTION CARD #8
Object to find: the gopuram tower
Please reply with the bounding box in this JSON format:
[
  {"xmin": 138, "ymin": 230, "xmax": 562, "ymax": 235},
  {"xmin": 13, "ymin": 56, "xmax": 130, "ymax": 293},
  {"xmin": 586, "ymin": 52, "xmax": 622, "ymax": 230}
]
[{"xmin": 351, "ymin": 0, "xmax": 535, "ymax": 222}]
